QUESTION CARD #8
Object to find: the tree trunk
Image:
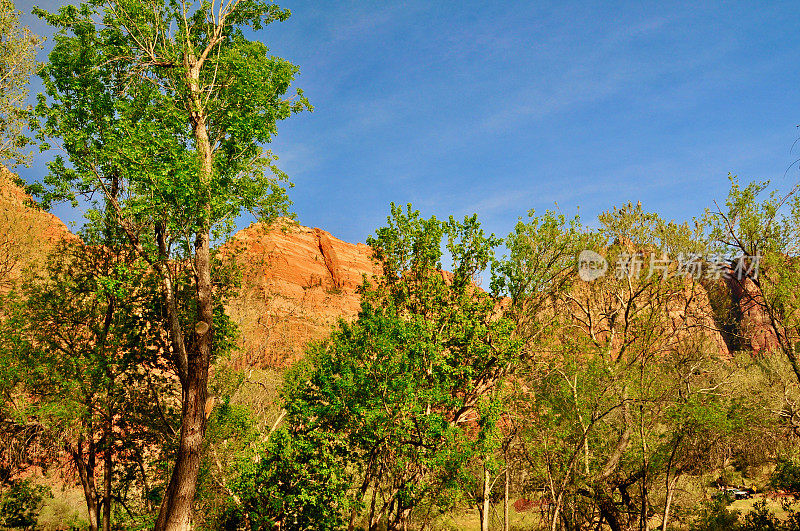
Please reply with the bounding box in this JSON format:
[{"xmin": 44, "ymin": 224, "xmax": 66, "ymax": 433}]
[
  {"xmin": 481, "ymin": 465, "xmax": 491, "ymax": 531},
  {"xmin": 550, "ymin": 484, "xmax": 567, "ymax": 531},
  {"xmin": 640, "ymin": 478, "xmax": 648, "ymax": 531},
  {"xmin": 398, "ymin": 507, "xmax": 411, "ymax": 531},
  {"xmin": 661, "ymin": 474, "xmax": 679, "ymax": 531},
  {"xmin": 102, "ymin": 353, "xmax": 114, "ymax": 531},
  {"xmin": 154, "ymin": 60, "xmax": 215, "ymax": 531},
  {"xmin": 73, "ymin": 438, "xmax": 99, "ymax": 531},
  {"xmin": 102, "ymin": 434, "xmax": 112, "ymax": 531},
  {"xmin": 153, "ymin": 239, "xmax": 213, "ymax": 530},
  {"xmin": 368, "ymin": 489, "xmax": 378, "ymax": 531},
  {"xmin": 154, "ymin": 361, "xmax": 209, "ymax": 530},
  {"xmin": 504, "ymin": 466, "xmax": 509, "ymax": 531},
  {"xmin": 136, "ymin": 454, "xmax": 152, "ymax": 512},
  {"xmin": 86, "ymin": 496, "xmax": 99, "ymax": 531}
]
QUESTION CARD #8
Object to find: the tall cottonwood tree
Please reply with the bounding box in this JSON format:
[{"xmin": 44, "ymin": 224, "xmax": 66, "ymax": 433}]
[
  {"xmin": 281, "ymin": 206, "xmax": 520, "ymax": 531},
  {"xmin": 32, "ymin": 1, "xmax": 310, "ymax": 528}
]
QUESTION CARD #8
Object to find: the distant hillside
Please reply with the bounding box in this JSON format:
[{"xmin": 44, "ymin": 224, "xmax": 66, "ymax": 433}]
[
  {"xmin": 0, "ymin": 166, "xmax": 782, "ymax": 367},
  {"xmin": 0, "ymin": 166, "xmax": 75, "ymax": 292}
]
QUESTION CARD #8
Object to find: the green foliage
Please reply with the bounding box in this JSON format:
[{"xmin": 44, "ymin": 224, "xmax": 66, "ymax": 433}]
[
  {"xmin": 705, "ymin": 176, "xmax": 794, "ymax": 258},
  {"xmin": 491, "ymin": 209, "xmax": 588, "ymax": 297},
  {"xmin": 195, "ymin": 394, "xmax": 260, "ymax": 530},
  {"xmin": 32, "ymin": 0, "xmax": 308, "ymax": 232},
  {"xmin": 226, "ymin": 428, "xmax": 352, "ymax": 530},
  {"xmin": 0, "ymin": 239, "xmax": 180, "ymax": 525},
  {"xmin": 0, "ymin": 479, "xmax": 51, "ymax": 530},
  {"xmin": 0, "ymin": 0, "xmax": 41, "ymax": 168},
  {"xmin": 277, "ymin": 205, "xmax": 519, "ymax": 529},
  {"xmin": 741, "ymin": 500, "xmax": 782, "ymax": 531},
  {"xmin": 771, "ymin": 458, "xmax": 800, "ymax": 494},
  {"xmin": 600, "ymin": 200, "xmax": 707, "ymax": 257},
  {"xmin": 690, "ymin": 498, "xmax": 800, "ymax": 531},
  {"xmin": 490, "ymin": 209, "xmax": 595, "ymax": 351},
  {"xmin": 690, "ymin": 498, "xmax": 741, "ymax": 531}
]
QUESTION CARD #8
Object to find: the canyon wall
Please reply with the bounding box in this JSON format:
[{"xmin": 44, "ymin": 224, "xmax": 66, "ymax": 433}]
[
  {"xmin": 223, "ymin": 220, "xmax": 379, "ymax": 367},
  {"xmin": 0, "ymin": 165, "xmax": 784, "ymax": 367}
]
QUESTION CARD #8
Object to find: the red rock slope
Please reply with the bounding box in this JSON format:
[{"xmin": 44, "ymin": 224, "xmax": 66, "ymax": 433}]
[
  {"xmin": 0, "ymin": 167, "xmax": 780, "ymax": 367},
  {"xmin": 0, "ymin": 166, "xmax": 75, "ymax": 291},
  {"xmin": 224, "ymin": 220, "xmax": 378, "ymax": 368}
]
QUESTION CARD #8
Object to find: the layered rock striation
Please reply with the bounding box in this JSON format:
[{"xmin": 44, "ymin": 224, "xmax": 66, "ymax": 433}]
[{"xmin": 223, "ymin": 220, "xmax": 378, "ymax": 367}]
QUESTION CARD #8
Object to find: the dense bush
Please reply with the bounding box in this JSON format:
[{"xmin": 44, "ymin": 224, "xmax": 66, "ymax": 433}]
[
  {"xmin": 0, "ymin": 479, "xmax": 50, "ymax": 530},
  {"xmin": 771, "ymin": 459, "xmax": 800, "ymax": 494}
]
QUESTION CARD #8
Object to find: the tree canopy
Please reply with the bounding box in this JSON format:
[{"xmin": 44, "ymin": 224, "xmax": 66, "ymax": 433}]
[{"xmin": 0, "ymin": 0, "xmax": 41, "ymax": 168}]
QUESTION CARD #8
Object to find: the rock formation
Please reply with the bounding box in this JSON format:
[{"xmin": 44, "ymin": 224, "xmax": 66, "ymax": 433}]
[
  {"xmin": 223, "ymin": 220, "xmax": 378, "ymax": 367},
  {"xmin": 0, "ymin": 165, "xmax": 788, "ymax": 367},
  {"xmin": 0, "ymin": 166, "xmax": 75, "ymax": 292},
  {"xmin": 564, "ymin": 269, "xmax": 732, "ymax": 361},
  {"xmin": 728, "ymin": 274, "xmax": 781, "ymax": 354}
]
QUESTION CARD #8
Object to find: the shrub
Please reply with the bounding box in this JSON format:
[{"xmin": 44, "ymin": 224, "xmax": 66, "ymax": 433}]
[
  {"xmin": 0, "ymin": 479, "xmax": 51, "ymax": 529},
  {"xmin": 771, "ymin": 459, "xmax": 800, "ymax": 494}
]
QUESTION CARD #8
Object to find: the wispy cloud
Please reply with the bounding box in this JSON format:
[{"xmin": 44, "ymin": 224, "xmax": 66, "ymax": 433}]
[{"xmin": 476, "ymin": 14, "xmax": 732, "ymax": 136}]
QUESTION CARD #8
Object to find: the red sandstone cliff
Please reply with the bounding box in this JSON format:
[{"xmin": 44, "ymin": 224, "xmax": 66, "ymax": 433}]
[
  {"xmin": 223, "ymin": 220, "xmax": 378, "ymax": 367},
  {"xmin": 0, "ymin": 166, "xmax": 75, "ymax": 291},
  {"xmin": 0, "ymin": 166, "xmax": 787, "ymax": 367}
]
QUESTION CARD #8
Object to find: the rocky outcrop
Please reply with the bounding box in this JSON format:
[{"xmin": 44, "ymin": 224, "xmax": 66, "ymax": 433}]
[
  {"xmin": 728, "ymin": 274, "xmax": 781, "ymax": 354},
  {"xmin": 0, "ymin": 166, "xmax": 75, "ymax": 292},
  {"xmin": 314, "ymin": 227, "xmax": 344, "ymax": 290},
  {"xmin": 668, "ymin": 275, "xmax": 732, "ymax": 359},
  {"xmin": 223, "ymin": 220, "xmax": 378, "ymax": 367}
]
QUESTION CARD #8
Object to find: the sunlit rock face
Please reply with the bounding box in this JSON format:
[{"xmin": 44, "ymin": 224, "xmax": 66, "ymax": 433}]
[
  {"xmin": 0, "ymin": 166, "xmax": 76, "ymax": 293},
  {"xmin": 223, "ymin": 220, "xmax": 378, "ymax": 368}
]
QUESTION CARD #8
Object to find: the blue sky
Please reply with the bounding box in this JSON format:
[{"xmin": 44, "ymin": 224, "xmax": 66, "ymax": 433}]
[{"xmin": 17, "ymin": 1, "xmax": 800, "ymax": 244}]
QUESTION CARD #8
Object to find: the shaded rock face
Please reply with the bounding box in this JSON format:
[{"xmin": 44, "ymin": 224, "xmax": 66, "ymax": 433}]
[
  {"xmin": 702, "ymin": 267, "xmax": 783, "ymax": 356},
  {"xmin": 224, "ymin": 220, "xmax": 378, "ymax": 368},
  {"xmin": 728, "ymin": 274, "xmax": 781, "ymax": 355},
  {"xmin": 0, "ymin": 167, "xmax": 75, "ymax": 292}
]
